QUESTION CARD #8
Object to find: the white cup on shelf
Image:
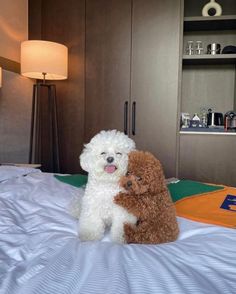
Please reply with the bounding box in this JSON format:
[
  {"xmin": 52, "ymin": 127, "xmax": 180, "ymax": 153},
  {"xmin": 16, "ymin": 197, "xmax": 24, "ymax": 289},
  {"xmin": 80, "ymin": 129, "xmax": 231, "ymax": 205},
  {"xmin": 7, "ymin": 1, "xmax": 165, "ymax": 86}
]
[
  {"xmin": 195, "ymin": 41, "xmax": 204, "ymax": 55},
  {"xmin": 186, "ymin": 41, "xmax": 194, "ymax": 55}
]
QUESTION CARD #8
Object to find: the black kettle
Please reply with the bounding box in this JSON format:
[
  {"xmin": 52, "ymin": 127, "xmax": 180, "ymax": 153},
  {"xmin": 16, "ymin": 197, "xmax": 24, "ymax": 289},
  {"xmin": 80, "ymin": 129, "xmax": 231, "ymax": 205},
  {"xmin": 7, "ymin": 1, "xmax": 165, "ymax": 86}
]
[{"xmin": 207, "ymin": 109, "xmax": 224, "ymax": 127}]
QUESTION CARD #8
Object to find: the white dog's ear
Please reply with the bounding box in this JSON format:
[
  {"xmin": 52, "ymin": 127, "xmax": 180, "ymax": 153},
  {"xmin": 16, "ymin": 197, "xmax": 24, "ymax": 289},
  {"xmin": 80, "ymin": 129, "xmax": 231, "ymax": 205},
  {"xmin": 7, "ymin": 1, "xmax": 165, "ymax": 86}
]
[{"xmin": 80, "ymin": 144, "xmax": 91, "ymax": 172}]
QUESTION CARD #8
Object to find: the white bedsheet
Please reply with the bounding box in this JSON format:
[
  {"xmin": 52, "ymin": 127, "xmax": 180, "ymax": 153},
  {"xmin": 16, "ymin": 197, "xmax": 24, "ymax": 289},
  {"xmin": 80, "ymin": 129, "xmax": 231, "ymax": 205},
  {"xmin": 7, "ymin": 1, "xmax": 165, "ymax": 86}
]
[{"xmin": 0, "ymin": 172, "xmax": 235, "ymax": 294}]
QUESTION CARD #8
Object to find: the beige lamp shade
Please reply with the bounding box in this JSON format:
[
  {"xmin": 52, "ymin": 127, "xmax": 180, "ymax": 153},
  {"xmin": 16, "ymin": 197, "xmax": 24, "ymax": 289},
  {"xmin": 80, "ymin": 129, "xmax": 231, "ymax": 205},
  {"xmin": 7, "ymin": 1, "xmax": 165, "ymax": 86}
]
[{"xmin": 21, "ymin": 40, "xmax": 68, "ymax": 80}]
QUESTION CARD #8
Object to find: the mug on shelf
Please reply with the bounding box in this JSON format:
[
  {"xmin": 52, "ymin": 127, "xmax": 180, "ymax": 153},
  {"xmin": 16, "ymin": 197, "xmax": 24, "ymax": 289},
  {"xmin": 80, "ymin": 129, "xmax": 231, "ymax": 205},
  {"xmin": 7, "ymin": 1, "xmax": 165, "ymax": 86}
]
[
  {"xmin": 195, "ymin": 41, "xmax": 204, "ymax": 55},
  {"xmin": 207, "ymin": 43, "xmax": 221, "ymax": 55}
]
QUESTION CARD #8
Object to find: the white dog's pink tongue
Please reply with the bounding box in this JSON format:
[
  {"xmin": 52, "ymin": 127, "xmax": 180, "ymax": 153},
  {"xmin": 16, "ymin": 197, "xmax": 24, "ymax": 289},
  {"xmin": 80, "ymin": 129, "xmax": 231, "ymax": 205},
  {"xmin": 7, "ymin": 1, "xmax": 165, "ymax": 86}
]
[{"xmin": 104, "ymin": 165, "xmax": 116, "ymax": 173}]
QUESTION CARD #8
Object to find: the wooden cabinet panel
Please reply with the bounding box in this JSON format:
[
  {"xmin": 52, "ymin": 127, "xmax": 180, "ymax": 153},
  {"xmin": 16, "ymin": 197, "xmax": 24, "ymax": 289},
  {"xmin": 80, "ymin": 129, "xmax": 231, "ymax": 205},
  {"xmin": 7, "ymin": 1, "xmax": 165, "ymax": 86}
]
[
  {"xmin": 85, "ymin": 0, "xmax": 132, "ymax": 142},
  {"xmin": 131, "ymin": 0, "xmax": 182, "ymax": 177},
  {"xmin": 179, "ymin": 134, "xmax": 236, "ymax": 187},
  {"xmin": 85, "ymin": 0, "xmax": 182, "ymax": 177}
]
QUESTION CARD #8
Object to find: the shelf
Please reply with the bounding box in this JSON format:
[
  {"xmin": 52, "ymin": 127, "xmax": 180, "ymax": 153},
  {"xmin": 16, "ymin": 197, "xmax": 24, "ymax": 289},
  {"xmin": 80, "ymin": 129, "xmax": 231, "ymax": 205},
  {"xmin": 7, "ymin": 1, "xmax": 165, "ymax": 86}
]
[
  {"xmin": 180, "ymin": 127, "xmax": 236, "ymax": 136},
  {"xmin": 184, "ymin": 15, "xmax": 236, "ymax": 31},
  {"xmin": 180, "ymin": 131, "xmax": 236, "ymax": 136},
  {"xmin": 183, "ymin": 54, "xmax": 236, "ymax": 65}
]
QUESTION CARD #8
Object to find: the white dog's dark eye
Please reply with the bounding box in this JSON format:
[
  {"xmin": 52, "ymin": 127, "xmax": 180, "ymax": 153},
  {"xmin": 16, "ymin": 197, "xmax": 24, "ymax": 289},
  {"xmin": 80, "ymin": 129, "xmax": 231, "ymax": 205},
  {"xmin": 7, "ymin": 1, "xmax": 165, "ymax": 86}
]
[
  {"xmin": 116, "ymin": 152, "xmax": 122, "ymax": 156},
  {"xmin": 101, "ymin": 152, "xmax": 106, "ymax": 155}
]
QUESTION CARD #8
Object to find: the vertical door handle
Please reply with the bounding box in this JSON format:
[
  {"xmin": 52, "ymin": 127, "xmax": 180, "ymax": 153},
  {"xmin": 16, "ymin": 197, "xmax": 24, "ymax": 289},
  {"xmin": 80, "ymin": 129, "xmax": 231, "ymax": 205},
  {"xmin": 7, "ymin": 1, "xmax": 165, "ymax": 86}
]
[
  {"xmin": 124, "ymin": 101, "xmax": 128, "ymax": 134},
  {"xmin": 132, "ymin": 101, "xmax": 136, "ymax": 135}
]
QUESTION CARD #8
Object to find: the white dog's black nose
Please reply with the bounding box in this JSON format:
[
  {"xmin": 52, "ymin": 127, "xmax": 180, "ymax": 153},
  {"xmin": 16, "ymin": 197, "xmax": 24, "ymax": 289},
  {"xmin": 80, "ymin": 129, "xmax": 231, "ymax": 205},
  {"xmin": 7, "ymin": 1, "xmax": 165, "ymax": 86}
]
[{"xmin": 107, "ymin": 157, "xmax": 114, "ymax": 163}]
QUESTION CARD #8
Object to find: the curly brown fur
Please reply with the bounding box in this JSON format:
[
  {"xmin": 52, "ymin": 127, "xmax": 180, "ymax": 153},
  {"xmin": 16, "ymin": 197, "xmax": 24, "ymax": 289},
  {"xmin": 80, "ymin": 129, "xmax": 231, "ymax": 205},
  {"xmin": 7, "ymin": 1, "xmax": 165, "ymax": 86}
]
[{"xmin": 114, "ymin": 151, "xmax": 179, "ymax": 244}]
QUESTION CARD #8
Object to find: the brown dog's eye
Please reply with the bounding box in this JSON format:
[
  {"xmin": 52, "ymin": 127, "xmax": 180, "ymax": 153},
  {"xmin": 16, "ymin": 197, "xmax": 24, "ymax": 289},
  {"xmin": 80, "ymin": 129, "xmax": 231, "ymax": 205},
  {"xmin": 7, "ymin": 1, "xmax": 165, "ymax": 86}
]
[
  {"xmin": 136, "ymin": 176, "xmax": 142, "ymax": 181},
  {"xmin": 126, "ymin": 171, "xmax": 130, "ymax": 176}
]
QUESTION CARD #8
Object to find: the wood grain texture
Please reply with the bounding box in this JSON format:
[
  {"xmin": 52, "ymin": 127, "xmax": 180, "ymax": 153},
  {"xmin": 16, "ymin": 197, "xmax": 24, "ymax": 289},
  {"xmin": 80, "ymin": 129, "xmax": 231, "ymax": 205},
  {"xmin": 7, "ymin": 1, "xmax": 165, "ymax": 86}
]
[
  {"xmin": 85, "ymin": 0, "xmax": 132, "ymax": 142},
  {"xmin": 179, "ymin": 134, "xmax": 236, "ymax": 187},
  {"xmin": 131, "ymin": 0, "xmax": 182, "ymax": 177},
  {"xmin": 28, "ymin": 0, "xmax": 42, "ymax": 40},
  {"xmin": 85, "ymin": 0, "xmax": 182, "ymax": 178}
]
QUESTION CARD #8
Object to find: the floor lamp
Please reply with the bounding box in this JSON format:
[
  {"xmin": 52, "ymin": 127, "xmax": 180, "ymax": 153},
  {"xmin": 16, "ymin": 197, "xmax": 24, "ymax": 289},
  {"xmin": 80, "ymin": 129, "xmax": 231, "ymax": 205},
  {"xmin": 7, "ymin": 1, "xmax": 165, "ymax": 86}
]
[{"xmin": 20, "ymin": 40, "xmax": 68, "ymax": 173}]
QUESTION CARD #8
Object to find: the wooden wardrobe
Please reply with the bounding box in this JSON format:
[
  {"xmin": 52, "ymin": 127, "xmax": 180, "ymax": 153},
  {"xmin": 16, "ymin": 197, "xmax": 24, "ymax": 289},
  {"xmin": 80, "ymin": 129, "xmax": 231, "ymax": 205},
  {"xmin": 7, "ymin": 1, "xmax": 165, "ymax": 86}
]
[
  {"xmin": 29, "ymin": 0, "xmax": 182, "ymax": 177},
  {"xmin": 85, "ymin": 0, "xmax": 182, "ymax": 177}
]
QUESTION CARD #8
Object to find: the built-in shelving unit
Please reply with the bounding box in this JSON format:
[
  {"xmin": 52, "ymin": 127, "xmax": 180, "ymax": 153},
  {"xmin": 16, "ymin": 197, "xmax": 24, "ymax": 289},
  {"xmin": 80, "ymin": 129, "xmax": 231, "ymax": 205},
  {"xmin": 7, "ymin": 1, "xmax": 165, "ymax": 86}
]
[
  {"xmin": 181, "ymin": 6, "xmax": 236, "ymax": 134},
  {"xmin": 179, "ymin": 0, "xmax": 236, "ymax": 186},
  {"xmin": 183, "ymin": 15, "xmax": 236, "ymax": 65}
]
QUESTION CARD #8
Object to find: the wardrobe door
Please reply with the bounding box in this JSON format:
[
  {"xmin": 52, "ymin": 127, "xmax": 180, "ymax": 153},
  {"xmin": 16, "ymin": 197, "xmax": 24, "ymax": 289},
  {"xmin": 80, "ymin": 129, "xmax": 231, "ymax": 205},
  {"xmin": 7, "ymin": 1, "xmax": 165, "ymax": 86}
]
[
  {"xmin": 131, "ymin": 0, "xmax": 182, "ymax": 177},
  {"xmin": 85, "ymin": 0, "xmax": 132, "ymax": 142}
]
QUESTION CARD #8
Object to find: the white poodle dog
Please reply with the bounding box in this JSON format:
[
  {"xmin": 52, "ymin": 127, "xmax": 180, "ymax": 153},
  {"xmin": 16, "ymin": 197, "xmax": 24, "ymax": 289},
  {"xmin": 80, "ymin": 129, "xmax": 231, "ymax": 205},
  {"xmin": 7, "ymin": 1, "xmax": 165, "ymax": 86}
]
[{"xmin": 79, "ymin": 130, "xmax": 137, "ymax": 243}]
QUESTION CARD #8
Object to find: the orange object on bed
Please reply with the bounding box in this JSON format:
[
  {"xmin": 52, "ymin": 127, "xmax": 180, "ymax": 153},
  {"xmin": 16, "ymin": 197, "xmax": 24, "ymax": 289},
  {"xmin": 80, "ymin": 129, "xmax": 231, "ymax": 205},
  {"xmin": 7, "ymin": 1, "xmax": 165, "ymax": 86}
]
[{"xmin": 175, "ymin": 186, "xmax": 236, "ymax": 229}]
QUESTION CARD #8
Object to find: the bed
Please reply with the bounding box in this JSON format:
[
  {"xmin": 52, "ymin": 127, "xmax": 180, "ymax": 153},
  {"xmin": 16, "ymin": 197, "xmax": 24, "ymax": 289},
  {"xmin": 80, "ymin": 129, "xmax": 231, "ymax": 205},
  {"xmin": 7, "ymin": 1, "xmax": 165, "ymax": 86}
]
[{"xmin": 0, "ymin": 166, "xmax": 236, "ymax": 294}]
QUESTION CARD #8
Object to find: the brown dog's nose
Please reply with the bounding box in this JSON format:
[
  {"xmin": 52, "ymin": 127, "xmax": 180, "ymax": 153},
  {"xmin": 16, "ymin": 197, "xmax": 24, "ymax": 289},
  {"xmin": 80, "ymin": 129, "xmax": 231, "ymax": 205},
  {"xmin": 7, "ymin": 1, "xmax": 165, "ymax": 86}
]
[{"xmin": 126, "ymin": 181, "xmax": 132, "ymax": 187}]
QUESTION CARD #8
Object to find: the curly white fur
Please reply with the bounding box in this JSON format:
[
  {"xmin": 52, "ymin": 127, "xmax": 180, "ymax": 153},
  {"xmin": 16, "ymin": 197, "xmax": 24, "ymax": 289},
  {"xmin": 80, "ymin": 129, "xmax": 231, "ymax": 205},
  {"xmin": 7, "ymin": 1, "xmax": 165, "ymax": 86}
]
[{"xmin": 79, "ymin": 130, "xmax": 137, "ymax": 243}]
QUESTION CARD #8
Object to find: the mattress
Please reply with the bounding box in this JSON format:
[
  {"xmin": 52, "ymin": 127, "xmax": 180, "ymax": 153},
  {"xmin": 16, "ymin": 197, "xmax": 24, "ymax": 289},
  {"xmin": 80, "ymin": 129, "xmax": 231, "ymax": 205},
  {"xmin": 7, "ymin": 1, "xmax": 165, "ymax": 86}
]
[{"xmin": 0, "ymin": 168, "xmax": 235, "ymax": 294}]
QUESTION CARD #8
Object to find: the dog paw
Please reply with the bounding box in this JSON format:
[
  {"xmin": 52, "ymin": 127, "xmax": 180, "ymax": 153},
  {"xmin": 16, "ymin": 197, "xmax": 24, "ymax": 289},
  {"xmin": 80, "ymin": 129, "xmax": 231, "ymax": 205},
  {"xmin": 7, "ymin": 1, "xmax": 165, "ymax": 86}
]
[
  {"xmin": 124, "ymin": 223, "xmax": 136, "ymax": 235},
  {"xmin": 79, "ymin": 228, "xmax": 103, "ymax": 241},
  {"xmin": 111, "ymin": 233, "xmax": 126, "ymax": 244},
  {"xmin": 114, "ymin": 193, "xmax": 126, "ymax": 201}
]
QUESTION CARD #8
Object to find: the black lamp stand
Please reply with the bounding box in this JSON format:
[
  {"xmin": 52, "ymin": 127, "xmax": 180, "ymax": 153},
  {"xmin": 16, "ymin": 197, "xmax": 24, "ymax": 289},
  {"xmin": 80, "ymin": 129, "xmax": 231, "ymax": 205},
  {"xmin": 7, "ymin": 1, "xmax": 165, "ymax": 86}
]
[{"xmin": 29, "ymin": 82, "xmax": 60, "ymax": 173}]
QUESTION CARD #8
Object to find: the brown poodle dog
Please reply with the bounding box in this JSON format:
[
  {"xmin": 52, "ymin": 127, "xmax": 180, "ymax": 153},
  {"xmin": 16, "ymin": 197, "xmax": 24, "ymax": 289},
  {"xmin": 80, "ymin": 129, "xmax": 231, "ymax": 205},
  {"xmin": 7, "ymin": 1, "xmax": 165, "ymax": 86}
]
[{"xmin": 114, "ymin": 151, "xmax": 179, "ymax": 244}]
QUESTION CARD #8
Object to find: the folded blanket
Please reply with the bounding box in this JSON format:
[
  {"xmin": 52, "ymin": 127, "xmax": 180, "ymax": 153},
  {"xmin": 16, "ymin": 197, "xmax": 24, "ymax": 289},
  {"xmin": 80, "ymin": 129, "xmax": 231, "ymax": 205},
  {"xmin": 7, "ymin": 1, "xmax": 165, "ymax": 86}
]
[
  {"xmin": 168, "ymin": 180, "xmax": 224, "ymax": 202},
  {"xmin": 54, "ymin": 175, "xmax": 236, "ymax": 229},
  {"xmin": 168, "ymin": 180, "xmax": 236, "ymax": 229}
]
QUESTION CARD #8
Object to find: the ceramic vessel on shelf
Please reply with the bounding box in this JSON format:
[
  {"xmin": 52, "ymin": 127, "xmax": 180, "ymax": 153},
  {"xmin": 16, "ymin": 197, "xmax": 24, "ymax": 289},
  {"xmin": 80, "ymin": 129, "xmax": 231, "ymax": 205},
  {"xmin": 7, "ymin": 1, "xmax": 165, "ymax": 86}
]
[{"xmin": 202, "ymin": 0, "xmax": 222, "ymax": 17}]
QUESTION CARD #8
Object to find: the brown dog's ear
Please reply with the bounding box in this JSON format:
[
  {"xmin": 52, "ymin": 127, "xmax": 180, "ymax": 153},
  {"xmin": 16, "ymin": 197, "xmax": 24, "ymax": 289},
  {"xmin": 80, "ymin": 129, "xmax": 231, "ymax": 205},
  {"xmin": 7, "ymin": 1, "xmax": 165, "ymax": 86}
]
[
  {"xmin": 119, "ymin": 175, "xmax": 127, "ymax": 188},
  {"xmin": 144, "ymin": 151, "xmax": 156, "ymax": 158},
  {"xmin": 139, "ymin": 153, "xmax": 166, "ymax": 194}
]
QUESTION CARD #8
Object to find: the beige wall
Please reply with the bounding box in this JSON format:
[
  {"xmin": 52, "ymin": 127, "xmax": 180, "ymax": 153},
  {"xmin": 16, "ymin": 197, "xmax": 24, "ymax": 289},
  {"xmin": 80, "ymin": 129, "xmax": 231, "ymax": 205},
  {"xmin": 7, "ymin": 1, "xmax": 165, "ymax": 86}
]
[
  {"xmin": 0, "ymin": 70, "xmax": 32, "ymax": 163},
  {"xmin": 0, "ymin": 0, "xmax": 33, "ymax": 164},
  {"xmin": 0, "ymin": 0, "xmax": 28, "ymax": 62}
]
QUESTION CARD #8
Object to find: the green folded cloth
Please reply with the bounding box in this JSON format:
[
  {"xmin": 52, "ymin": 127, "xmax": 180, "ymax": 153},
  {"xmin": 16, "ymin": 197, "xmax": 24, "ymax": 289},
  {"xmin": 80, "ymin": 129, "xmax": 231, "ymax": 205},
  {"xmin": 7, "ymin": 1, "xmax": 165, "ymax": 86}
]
[
  {"xmin": 167, "ymin": 180, "xmax": 224, "ymax": 203},
  {"xmin": 54, "ymin": 176, "xmax": 224, "ymax": 202},
  {"xmin": 54, "ymin": 174, "xmax": 88, "ymax": 188}
]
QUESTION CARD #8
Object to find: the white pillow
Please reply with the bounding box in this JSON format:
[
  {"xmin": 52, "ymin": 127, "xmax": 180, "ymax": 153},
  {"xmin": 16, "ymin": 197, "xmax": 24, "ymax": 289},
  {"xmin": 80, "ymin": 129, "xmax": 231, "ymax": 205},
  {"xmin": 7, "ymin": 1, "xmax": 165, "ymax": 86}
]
[{"xmin": 0, "ymin": 165, "xmax": 41, "ymax": 182}]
